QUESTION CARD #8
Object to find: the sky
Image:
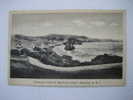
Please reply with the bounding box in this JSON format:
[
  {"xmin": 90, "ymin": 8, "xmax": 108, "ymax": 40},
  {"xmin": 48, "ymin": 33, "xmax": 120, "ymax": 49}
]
[{"xmin": 12, "ymin": 12, "xmax": 124, "ymax": 40}]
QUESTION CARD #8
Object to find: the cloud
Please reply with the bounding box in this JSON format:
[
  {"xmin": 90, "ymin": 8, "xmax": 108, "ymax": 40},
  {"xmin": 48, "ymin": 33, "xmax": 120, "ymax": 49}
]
[
  {"xmin": 90, "ymin": 21, "xmax": 105, "ymax": 26},
  {"xmin": 41, "ymin": 22, "xmax": 53, "ymax": 27},
  {"xmin": 72, "ymin": 20, "xmax": 86, "ymax": 26},
  {"xmin": 110, "ymin": 22, "xmax": 119, "ymax": 26}
]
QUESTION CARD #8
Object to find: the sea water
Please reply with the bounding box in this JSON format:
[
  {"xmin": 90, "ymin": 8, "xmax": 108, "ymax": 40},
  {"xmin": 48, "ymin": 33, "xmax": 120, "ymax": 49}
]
[{"xmin": 53, "ymin": 41, "xmax": 123, "ymax": 62}]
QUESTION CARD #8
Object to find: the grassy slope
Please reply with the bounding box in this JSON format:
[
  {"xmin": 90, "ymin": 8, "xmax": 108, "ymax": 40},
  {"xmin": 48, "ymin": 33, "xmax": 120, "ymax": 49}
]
[{"xmin": 10, "ymin": 60, "xmax": 122, "ymax": 79}]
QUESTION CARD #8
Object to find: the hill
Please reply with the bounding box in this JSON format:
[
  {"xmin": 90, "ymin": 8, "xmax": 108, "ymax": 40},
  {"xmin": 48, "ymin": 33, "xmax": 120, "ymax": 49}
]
[{"xmin": 12, "ymin": 34, "xmax": 121, "ymax": 43}]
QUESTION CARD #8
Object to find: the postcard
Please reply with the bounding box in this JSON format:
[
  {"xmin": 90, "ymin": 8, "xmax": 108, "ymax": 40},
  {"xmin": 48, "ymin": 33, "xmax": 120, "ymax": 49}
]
[{"xmin": 8, "ymin": 10, "xmax": 127, "ymax": 86}]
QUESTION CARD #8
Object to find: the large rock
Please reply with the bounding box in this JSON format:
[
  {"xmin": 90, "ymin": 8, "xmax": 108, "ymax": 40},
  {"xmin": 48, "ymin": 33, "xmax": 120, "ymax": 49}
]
[{"xmin": 91, "ymin": 54, "xmax": 122, "ymax": 64}]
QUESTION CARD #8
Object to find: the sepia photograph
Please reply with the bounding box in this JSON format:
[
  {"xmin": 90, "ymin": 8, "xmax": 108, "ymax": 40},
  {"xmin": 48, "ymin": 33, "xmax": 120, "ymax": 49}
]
[{"xmin": 8, "ymin": 10, "xmax": 126, "ymax": 86}]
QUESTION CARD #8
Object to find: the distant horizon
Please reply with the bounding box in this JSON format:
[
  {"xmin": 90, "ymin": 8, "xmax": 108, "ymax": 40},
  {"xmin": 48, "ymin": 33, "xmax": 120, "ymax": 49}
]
[{"xmin": 12, "ymin": 33, "xmax": 123, "ymax": 41}]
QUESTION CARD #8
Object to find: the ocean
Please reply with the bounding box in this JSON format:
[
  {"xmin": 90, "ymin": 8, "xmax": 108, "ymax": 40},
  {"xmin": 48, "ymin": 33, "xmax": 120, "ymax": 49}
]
[{"xmin": 53, "ymin": 41, "xmax": 123, "ymax": 62}]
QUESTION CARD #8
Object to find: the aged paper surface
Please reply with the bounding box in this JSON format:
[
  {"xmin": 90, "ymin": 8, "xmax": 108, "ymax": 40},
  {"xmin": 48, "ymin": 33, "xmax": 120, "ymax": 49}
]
[{"xmin": 8, "ymin": 10, "xmax": 127, "ymax": 86}]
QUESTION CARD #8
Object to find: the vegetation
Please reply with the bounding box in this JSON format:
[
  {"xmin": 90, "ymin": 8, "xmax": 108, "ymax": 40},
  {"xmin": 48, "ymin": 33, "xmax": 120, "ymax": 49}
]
[{"xmin": 11, "ymin": 47, "xmax": 122, "ymax": 67}]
